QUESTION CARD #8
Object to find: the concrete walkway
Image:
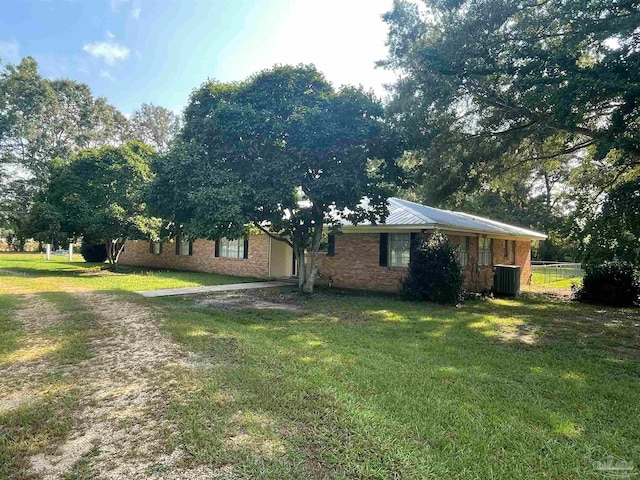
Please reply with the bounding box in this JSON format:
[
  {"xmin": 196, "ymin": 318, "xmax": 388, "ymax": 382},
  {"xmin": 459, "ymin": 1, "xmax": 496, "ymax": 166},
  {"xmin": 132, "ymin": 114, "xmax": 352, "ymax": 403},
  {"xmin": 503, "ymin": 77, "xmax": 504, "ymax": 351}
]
[{"xmin": 136, "ymin": 281, "xmax": 291, "ymax": 298}]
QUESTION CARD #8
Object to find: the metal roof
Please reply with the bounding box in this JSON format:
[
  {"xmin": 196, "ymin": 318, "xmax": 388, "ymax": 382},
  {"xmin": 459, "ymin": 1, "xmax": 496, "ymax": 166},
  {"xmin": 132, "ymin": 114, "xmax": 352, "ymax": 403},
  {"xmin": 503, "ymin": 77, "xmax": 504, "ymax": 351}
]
[{"xmin": 341, "ymin": 197, "xmax": 547, "ymax": 240}]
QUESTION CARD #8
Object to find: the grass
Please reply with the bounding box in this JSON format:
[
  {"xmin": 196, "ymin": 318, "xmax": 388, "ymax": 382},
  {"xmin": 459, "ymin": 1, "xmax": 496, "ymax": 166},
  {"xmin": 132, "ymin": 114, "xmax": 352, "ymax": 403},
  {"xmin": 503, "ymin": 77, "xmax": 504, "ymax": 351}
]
[
  {"xmin": 156, "ymin": 290, "xmax": 640, "ymax": 479},
  {"xmin": 0, "ymin": 254, "xmax": 638, "ymax": 478},
  {"xmin": 0, "ymin": 253, "xmax": 254, "ymax": 293},
  {"xmin": 0, "ymin": 289, "xmax": 99, "ymax": 478},
  {"xmin": 532, "ymin": 267, "xmax": 584, "ymax": 287}
]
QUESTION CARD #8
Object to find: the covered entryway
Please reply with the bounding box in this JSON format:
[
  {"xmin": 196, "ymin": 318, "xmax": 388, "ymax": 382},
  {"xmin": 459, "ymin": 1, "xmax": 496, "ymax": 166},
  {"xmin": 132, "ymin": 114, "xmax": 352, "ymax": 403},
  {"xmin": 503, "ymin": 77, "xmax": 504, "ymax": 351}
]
[{"xmin": 269, "ymin": 237, "xmax": 296, "ymax": 278}]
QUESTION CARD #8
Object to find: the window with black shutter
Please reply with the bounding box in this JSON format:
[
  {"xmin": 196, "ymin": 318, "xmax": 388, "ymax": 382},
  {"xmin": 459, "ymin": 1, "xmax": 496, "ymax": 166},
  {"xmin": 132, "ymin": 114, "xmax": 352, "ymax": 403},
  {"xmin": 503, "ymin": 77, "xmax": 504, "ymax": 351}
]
[
  {"xmin": 379, "ymin": 233, "xmax": 389, "ymax": 267},
  {"xmin": 327, "ymin": 234, "xmax": 336, "ymax": 257},
  {"xmin": 410, "ymin": 233, "xmax": 419, "ymax": 262}
]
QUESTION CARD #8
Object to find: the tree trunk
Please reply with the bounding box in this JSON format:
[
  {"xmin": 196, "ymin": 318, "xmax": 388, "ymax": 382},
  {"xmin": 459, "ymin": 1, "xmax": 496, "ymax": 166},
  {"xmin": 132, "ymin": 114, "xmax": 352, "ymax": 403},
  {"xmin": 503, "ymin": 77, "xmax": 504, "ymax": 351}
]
[
  {"xmin": 298, "ymin": 213, "xmax": 324, "ymax": 294},
  {"xmin": 294, "ymin": 247, "xmax": 305, "ymax": 289},
  {"xmin": 105, "ymin": 239, "xmax": 126, "ymax": 271},
  {"xmin": 302, "ymin": 248, "xmax": 320, "ymax": 294}
]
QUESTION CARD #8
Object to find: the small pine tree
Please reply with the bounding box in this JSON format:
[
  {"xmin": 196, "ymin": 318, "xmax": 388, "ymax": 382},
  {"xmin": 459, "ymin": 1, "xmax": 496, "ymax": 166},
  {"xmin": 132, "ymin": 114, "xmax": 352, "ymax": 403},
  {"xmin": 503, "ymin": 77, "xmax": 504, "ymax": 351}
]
[{"xmin": 401, "ymin": 231, "xmax": 465, "ymax": 305}]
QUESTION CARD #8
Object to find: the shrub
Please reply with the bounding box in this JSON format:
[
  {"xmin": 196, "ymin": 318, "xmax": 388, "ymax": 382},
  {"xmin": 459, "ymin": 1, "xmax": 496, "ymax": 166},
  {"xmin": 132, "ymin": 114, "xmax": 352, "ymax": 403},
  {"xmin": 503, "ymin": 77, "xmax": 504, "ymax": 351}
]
[
  {"xmin": 574, "ymin": 261, "xmax": 640, "ymax": 307},
  {"xmin": 81, "ymin": 242, "xmax": 107, "ymax": 263},
  {"xmin": 401, "ymin": 231, "xmax": 465, "ymax": 305}
]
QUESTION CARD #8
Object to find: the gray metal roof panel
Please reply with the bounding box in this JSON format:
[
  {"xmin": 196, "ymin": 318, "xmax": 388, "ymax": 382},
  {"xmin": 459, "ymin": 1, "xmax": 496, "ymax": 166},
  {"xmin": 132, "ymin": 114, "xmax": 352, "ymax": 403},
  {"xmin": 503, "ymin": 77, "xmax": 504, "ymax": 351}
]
[{"xmin": 341, "ymin": 197, "xmax": 547, "ymax": 240}]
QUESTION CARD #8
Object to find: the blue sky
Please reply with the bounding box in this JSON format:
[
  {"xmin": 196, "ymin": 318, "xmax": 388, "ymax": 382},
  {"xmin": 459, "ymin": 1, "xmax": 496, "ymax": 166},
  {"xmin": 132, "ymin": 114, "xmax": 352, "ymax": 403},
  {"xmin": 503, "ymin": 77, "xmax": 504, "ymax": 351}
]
[{"xmin": 0, "ymin": 0, "xmax": 396, "ymax": 114}]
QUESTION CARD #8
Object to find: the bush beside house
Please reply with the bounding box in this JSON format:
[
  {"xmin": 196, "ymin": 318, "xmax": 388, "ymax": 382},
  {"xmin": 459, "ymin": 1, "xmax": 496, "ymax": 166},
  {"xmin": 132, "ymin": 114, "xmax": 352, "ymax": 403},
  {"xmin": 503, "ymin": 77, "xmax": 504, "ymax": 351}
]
[{"xmin": 401, "ymin": 232, "xmax": 465, "ymax": 305}]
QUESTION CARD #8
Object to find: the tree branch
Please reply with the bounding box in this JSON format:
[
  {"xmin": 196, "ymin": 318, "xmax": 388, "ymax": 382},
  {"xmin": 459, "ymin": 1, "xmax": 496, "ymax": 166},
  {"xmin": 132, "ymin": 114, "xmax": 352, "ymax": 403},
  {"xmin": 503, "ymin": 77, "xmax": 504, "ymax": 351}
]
[{"xmin": 253, "ymin": 221, "xmax": 293, "ymax": 248}]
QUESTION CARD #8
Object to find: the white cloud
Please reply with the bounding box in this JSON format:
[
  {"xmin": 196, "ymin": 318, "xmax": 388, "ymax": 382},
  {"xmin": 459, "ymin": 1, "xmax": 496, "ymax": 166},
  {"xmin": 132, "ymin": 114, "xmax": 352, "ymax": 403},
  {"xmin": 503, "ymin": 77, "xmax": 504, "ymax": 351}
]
[
  {"xmin": 131, "ymin": 7, "xmax": 141, "ymax": 20},
  {"xmin": 0, "ymin": 39, "xmax": 20, "ymax": 64},
  {"xmin": 83, "ymin": 41, "xmax": 129, "ymax": 65},
  {"xmin": 106, "ymin": 30, "xmax": 115, "ymax": 39},
  {"xmin": 100, "ymin": 70, "xmax": 114, "ymax": 80}
]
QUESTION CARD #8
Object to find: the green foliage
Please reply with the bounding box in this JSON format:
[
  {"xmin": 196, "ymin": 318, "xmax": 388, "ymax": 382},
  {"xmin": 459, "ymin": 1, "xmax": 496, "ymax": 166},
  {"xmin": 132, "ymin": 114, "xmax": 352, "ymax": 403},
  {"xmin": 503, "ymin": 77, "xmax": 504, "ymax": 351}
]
[
  {"xmin": 574, "ymin": 261, "xmax": 640, "ymax": 307},
  {"xmin": 382, "ymin": 0, "xmax": 640, "ymax": 260},
  {"xmin": 46, "ymin": 141, "xmax": 161, "ymax": 266},
  {"xmin": 401, "ymin": 231, "xmax": 464, "ymax": 304},
  {"xmin": 80, "ymin": 243, "xmax": 107, "ymax": 263},
  {"xmin": 154, "ymin": 65, "xmax": 399, "ymax": 292},
  {"xmin": 583, "ymin": 178, "xmax": 640, "ymax": 265},
  {"xmin": 0, "ymin": 57, "xmax": 132, "ymax": 249},
  {"xmin": 130, "ymin": 103, "xmax": 180, "ymax": 153},
  {"xmin": 24, "ymin": 201, "xmax": 67, "ymax": 247}
]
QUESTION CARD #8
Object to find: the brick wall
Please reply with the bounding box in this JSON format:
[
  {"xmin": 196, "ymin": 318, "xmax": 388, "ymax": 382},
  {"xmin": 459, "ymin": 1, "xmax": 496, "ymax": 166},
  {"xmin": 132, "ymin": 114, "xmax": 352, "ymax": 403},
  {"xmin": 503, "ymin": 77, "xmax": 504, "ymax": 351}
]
[
  {"xmin": 119, "ymin": 234, "xmax": 270, "ymax": 278},
  {"xmin": 318, "ymin": 234, "xmax": 407, "ymax": 292},
  {"xmin": 318, "ymin": 232, "xmax": 533, "ymax": 293},
  {"xmin": 119, "ymin": 230, "xmax": 533, "ymax": 293}
]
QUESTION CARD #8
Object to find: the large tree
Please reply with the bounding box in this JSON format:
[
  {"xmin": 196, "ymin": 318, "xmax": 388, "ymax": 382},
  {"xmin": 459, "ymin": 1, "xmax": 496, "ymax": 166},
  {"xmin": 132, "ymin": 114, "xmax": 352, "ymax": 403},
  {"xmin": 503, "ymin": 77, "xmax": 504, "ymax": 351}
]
[
  {"xmin": 130, "ymin": 103, "xmax": 181, "ymax": 153},
  {"xmin": 0, "ymin": 57, "xmax": 132, "ymax": 248},
  {"xmin": 152, "ymin": 65, "xmax": 397, "ymax": 292},
  {"xmin": 381, "ymin": 0, "xmax": 640, "ymax": 252},
  {"xmin": 45, "ymin": 141, "xmax": 161, "ymax": 267}
]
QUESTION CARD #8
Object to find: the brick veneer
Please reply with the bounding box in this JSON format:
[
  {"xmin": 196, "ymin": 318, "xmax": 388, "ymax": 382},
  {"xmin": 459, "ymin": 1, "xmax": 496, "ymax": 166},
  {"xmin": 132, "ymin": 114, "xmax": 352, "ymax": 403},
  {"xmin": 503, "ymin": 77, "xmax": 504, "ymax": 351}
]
[
  {"xmin": 119, "ymin": 234, "xmax": 270, "ymax": 278},
  {"xmin": 119, "ymin": 230, "xmax": 533, "ymax": 293},
  {"xmin": 318, "ymin": 232, "xmax": 533, "ymax": 293}
]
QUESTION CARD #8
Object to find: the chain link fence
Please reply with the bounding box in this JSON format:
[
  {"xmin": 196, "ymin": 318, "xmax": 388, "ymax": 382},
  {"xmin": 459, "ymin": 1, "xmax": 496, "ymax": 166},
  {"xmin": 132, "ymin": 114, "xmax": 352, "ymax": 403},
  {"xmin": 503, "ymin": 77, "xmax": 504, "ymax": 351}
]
[{"xmin": 531, "ymin": 262, "xmax": 583, "ymax": 284}]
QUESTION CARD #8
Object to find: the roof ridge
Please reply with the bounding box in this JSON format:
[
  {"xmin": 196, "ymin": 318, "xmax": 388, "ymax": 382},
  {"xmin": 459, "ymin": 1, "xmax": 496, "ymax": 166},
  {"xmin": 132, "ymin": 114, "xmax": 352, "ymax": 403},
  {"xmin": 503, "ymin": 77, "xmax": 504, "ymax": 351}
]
[{"xmin": 389, "ymin": 197, "xmax": 435, "ymax": 223}]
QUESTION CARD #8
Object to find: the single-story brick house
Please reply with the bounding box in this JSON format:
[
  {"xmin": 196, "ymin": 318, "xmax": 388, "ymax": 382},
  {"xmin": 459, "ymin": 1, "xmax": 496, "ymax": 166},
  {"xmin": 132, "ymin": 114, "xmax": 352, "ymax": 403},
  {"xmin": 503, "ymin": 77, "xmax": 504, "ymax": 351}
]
[{"xmin": 119, "ymin": 197, "xmax": 546, "ymax": 292}]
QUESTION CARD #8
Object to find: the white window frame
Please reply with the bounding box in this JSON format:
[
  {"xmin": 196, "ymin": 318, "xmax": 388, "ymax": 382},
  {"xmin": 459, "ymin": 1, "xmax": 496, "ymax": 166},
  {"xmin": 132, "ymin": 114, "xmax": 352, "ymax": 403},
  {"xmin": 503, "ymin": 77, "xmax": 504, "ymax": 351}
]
[
  {"xmin": 389, "ymin": 233, "xmax": 411, "ymax": 267},
  {"xmin": 459, "ymin": 236, "xmax": 469, "ymax": 267},
  {"xmin": 220, "ymin": 237, "xmax": 245, "ymax": 259},
  {"xmin": 478, "ymin": 237, "xmax": 493, "ymax": 266}
]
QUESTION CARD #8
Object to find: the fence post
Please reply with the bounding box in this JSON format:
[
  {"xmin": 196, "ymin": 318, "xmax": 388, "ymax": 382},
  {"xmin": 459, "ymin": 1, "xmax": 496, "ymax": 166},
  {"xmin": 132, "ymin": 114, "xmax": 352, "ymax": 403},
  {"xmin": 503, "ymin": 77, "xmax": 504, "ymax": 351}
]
[{"xmin": 68, "ymin": 243, "xmax": 73, "ymax": 262}]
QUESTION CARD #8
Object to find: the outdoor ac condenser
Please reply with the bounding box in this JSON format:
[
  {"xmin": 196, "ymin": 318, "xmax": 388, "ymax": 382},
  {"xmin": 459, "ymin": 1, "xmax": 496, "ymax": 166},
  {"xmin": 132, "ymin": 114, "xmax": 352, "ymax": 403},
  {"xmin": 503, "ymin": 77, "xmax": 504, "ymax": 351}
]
[{"xmin": 493, "ymin": 265, "xmax": 521, "ymax": 297}]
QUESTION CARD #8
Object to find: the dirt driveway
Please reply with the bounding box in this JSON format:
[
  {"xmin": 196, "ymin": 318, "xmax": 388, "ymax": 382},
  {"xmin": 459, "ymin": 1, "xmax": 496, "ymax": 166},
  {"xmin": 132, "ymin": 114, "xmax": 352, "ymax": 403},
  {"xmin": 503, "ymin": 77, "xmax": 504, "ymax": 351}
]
[{"xmin": 0, "ymin": 292, "xmax": 220, "ymax": 480}]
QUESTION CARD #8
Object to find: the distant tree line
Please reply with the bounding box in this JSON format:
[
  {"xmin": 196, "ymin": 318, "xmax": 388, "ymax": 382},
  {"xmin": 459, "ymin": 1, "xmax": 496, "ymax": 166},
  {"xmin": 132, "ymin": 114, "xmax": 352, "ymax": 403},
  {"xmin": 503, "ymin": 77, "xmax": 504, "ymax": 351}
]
[{"xmin": 0, "ymin": 57, "xmax": 179, "ymax": 250}]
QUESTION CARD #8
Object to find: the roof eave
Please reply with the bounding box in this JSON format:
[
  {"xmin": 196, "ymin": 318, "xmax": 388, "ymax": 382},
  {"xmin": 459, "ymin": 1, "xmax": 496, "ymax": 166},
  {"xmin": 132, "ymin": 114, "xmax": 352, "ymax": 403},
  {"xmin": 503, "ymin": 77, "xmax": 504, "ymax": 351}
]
[{"xmin": 338, "ymin": 223, "xmax": 547, "ymax": 241}]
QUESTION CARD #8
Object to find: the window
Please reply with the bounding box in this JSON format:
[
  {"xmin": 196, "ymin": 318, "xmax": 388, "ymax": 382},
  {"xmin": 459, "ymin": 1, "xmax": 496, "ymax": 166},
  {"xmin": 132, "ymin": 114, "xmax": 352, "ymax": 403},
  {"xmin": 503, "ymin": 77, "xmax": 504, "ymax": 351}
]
[
  {"xmin": 150, "ymin": 241, "xmax": 162, "ymax": 255},
  {"xmin": 176, "ymin": 236, "xmax": 192, "ymax": 256},
  {"xmin": 389, "ymin": 233, "xmax": 411, "ymax": 267},
  {"xmin": 459, "ymin": 236, "xmax": 469, "ymax": 267},
  {"xmin": 509, "ymin": 240, "xmax": 516, "ymax": 264},
  {"xmin": 478, "ymin": 237, "xmax": 492, "ymax": 266},
  {"xmin": 220, "ymin": 238, "xmax": 245, "ymax": 259},
  {"xmin": 503, "ymin": 240, "xmax": 508, "ymax": 258}
]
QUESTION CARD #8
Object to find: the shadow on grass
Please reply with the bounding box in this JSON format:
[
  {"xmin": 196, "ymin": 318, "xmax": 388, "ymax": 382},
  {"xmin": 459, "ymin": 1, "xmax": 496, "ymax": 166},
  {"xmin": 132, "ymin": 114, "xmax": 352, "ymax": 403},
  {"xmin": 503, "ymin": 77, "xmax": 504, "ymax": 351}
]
[{"xmin": 156, "ymin": 289, "xmax": 640, "ymax": 478}]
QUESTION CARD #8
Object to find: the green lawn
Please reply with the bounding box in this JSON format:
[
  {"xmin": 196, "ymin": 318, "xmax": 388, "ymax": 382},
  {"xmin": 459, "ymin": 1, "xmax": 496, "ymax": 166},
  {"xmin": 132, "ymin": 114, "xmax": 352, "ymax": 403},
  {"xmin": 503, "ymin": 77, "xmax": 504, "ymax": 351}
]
[
  {"xmin": 0, "ymin": 255, "xmax": 638, "ymax": 478},
  {"xmin": 532, "ymin": 267, "xmax": 584, "ymax": 287},
  {"xmin": 157, "ymin": 290, "xmax": 639, "ymax": 479},
  {"xmin": 0, "ymin": 253, "xmax": 254, "ymax": 292}
]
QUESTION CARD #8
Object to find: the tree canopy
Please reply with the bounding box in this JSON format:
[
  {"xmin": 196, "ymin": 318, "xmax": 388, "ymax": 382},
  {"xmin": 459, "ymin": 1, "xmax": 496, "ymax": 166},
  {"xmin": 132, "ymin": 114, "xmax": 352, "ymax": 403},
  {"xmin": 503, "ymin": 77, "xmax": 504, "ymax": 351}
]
[
  {"xmin": 152, "ymin": 65, "xmax": 397, "ymax": 292},
  {"xmin": 0, "ymin": 57, "xmax": 131, "ymax": 249},
  {"xmin": 45, "ymin": 141, "xmax": 161, "ymax": 267},
  {"xmin": 130, "ymin": 103, "xmax": 181, "ymax": 153},
  {"xmin": 382, "ymin": 0, "xmax": 640, "ymax": 260}
]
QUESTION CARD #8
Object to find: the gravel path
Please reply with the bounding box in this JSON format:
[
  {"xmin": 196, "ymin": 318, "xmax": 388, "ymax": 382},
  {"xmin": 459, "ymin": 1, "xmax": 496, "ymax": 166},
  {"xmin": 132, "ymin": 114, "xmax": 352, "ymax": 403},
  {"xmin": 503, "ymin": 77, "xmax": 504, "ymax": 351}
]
[{"xmin": 3, "ymin": 292, "xmax": 224, "ymax": 479}]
